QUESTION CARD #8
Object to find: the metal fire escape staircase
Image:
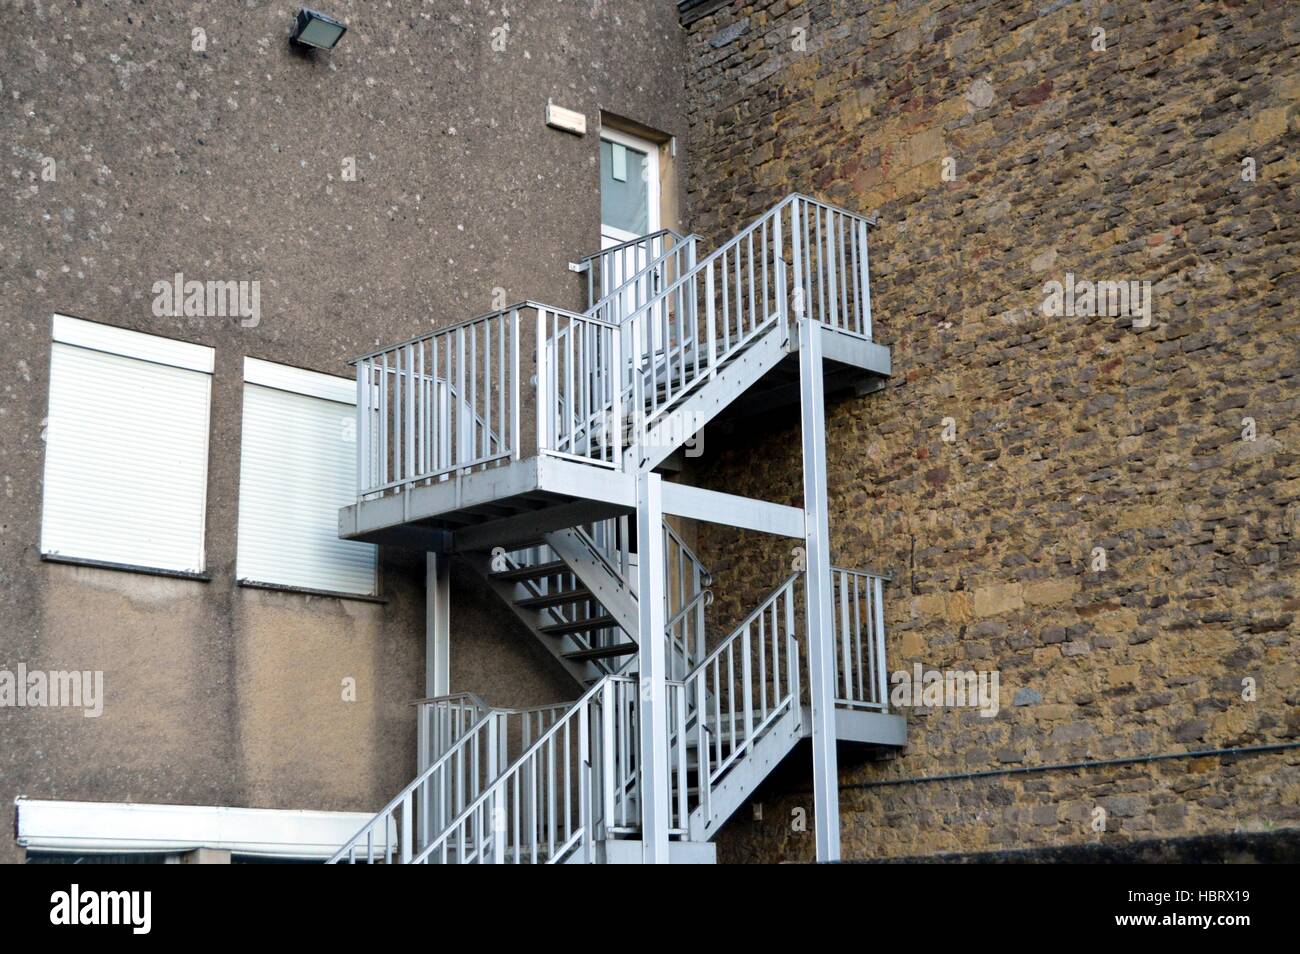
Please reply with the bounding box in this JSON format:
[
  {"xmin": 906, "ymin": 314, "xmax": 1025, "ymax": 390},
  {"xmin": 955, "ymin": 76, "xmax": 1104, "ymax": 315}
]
[{"xmin": 329, "ymin": 194, "xmax": 904, "ymax": 864}]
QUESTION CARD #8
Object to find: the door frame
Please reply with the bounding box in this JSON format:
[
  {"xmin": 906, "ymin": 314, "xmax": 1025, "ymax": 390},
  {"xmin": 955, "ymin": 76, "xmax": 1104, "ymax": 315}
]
[{"xmin": 600, "ymin": 127, "xmax": 661, "ymax": 248}]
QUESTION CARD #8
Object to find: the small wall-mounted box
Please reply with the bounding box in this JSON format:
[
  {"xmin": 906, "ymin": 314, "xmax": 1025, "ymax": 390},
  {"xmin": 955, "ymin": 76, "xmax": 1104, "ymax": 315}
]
[{"xmin": 546, "ymin": 100, "xmax": 587, "ymax": 137}]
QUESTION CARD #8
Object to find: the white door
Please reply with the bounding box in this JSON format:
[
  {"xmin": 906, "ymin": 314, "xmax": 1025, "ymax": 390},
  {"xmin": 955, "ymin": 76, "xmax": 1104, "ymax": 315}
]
[
  {"xmin": 600, "ymin": 128, "xmax": 660, "ymax": 250},
  {"xmin": 600, "ymin": 130, "xmax": 663, "ymax": 373}
]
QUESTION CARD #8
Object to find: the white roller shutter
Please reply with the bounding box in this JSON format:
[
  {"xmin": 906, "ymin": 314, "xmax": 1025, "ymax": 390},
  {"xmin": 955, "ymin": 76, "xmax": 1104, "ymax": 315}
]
[
  {"xmin": 236, "ymin": 358, "xmax": 377, "ymax": 596},
  {"xmin": 40, "ymin": 316, "xmax": 213, "ymax": 574}
]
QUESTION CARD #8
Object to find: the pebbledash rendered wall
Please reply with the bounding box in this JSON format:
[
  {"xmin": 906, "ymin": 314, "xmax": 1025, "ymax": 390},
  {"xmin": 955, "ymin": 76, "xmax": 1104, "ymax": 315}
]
[
  {"xmin": 680, "ymin": 0, "xmax": 1300, "ymax": 860},
  {"xmin": 0, "ymin": 1, "xmax": 686, "ymax": 863}
]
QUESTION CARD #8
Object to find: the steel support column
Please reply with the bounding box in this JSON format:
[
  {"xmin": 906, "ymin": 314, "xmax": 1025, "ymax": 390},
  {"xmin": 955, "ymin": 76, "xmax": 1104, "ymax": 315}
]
[
  {"xmin": 426, "ymin": 552, "xmax": 450, "ymax": 700},
  {"xmin": 636, "ymin": 470, "xmax": 671, "ymax": 864},
  {"xmin": 797, "ymin": 317, "xmax": 841, "ymax": 862}
]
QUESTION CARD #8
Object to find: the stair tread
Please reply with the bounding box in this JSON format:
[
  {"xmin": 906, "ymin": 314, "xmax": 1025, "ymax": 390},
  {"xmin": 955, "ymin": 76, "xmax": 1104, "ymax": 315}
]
[
  {"xmin": 563, "ymin": 643, "xmax": 638, "ymax": 661},
  {"xmin": 516, "ymin": 588, "xmax": 593, "ymax": 610},
  {"xmin": 491, "ymin": 560, "xmax": 568, "ymax": 582},
  {"xmin": 540, "ymin": 614, "xmax": 619, "ymax": 636}
]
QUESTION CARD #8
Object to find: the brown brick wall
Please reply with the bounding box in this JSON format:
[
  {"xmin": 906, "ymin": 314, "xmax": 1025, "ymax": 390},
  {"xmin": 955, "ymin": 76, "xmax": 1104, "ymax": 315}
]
[{"xmin": 682, "ymin": 0, "xmax": 1300, "ymax": 861}]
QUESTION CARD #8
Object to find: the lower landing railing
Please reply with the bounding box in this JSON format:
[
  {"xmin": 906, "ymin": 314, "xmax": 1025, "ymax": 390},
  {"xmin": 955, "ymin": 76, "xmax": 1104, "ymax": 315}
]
[
  {"xmin": 412, "ymin": 676, "xmax": 640, "ymax": 864},
  {"xmin": 830, "ymin": 567, "xmax": 889, "ymax": 711},
  {"xmin": 339, "ymin": 566, "xmax": 890, "ymax": 864},
  {"xmin": 331, "ymin": 696, "xmax": 569, "ymax": 864},
  {"xmin": 329, "ymin": 707, "xmax": 500, "ymax": 864}
]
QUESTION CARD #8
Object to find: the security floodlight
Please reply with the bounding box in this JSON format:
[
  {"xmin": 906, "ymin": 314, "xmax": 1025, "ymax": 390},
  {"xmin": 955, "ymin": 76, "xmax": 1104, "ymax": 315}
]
[{"xmin": 291, "ymin": 9, "xmax": 347, "ymax": 50}]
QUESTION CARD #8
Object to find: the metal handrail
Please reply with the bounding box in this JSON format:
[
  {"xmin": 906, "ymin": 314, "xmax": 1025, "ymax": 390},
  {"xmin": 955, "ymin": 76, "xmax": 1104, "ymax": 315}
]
[
  {"xmin": 829, "ymin": 566, "xmax": 889, "ymax": 711},
  {"xmin": 327, "ymin": 706, "xmax": 499, "ymax": 863},
  {"xmin": 348, "ymin": 300, "xmax": 615, "ymax": 366},
  {"xmin": 679, "ymin": 573, "xmax": 803, "ymax": 829},
  {"xmin": 617, "ymin": 193, "xmax": 877, "ymax": 457},
  {"xmin": 692, "ymin": 572, "xmax": 801, "ymax": 673},
  {"xmin": 619, "ymin": 193, "xmax": 874, "ymax": 333},
  {"xmin": 586, "ymin": 233, "xmax": 700, "ymax": 327},
  {"xmin": 408, "ymin": 690, "xmax": 490, "ymax": 709},
  {"xmin": 412, "ymin": 675, "xmax": 637, "ymax": 864},
  {"xmin": 574, "ymin": 228, "xmax": 687, "ymax": 265}
]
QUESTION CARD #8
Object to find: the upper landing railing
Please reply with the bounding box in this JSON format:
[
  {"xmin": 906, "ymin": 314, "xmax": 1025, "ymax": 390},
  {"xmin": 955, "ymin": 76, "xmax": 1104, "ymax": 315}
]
[
  {"xmin": 618, "ymin": 194, "xmax": 875, "ymax": 443},
  {"xmin": 352, "ymin": 303, "xmax": 622, "ymax": 499},
  {"xmin": 350, "ymin": 194, "xmax": 876, "ymax": 500}
]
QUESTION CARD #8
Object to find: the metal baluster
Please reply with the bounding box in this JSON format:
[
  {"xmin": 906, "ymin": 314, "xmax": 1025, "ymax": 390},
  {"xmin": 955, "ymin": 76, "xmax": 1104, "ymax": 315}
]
[
  {"xmin": 874, "ymin": 576, "xmax": 887, "ymax": 708},
  {"xmin": 695, "ymin": 676, "xmax": 710, "ymax": 820},
  {"xmin": 720, "ymin": 247, "xmax": 731, "ymax": 353},
  {"xmin": 858, "ymin": 218, "xmax": 873, "ymax": 340},
  {"xmin": 742, "ymin": 626, "xmax": 754, "ymax": 753},
  {"xmin": 726, "ymin": 643, "xmax": 736, "ymax": 757},
  {"xmin": 839, "ymin": 569, "xmax": 852, "ymax": 701},
  {"xmin": 712, "ymin": 657, "xmax": 722, "ymax": 768},
  {"xmin": 747, "ymin": 231, "xmax": 756, "ymax": 336},
  {"xmin": 825, "ymin": 210, "xmax": 839, "ymax": 329},
  {"xmin": 838, "ymin": 214, "xmax": 850, "ymax": 332},
  {"xmin": 854, "ymin": 573, "xmax": 865, "ymax": 705}
]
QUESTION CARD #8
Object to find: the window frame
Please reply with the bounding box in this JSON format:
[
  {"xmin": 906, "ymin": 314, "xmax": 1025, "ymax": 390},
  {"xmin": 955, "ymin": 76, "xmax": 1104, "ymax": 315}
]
[
  {"xmin": 235, "ymin": 356, "xmax": 380, "ymax": 600},
  {"xmin": 39, "ymin": 315, "xmax": 214, "ymax": 578}
]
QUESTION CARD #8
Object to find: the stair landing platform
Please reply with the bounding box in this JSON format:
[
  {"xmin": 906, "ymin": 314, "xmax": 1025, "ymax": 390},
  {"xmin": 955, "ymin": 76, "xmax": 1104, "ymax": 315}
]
[
  {"xmin": 340, "ymin": 455, "xmax": 635, "ymax": 551},
  {"xmin": 822, "ymin": 707, "xmax": 907, "ymax": 747}
]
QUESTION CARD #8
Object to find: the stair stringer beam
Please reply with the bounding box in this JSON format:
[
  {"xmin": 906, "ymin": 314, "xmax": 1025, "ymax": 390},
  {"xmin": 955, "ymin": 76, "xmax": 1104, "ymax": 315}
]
[
  {"xmin": 462, "ymin": 551, "xmax": 599, "ymax": 690},
  {"xmin": 542, "ymin": 527, "xmax": 640, "ymax": 638},
  {"xmin": 688, "ymin": 706, "xmax": 803, "ymax": 842},
  {"xmin": 626, "ymin": 322, "xmax": 791, "ymax": 473}
]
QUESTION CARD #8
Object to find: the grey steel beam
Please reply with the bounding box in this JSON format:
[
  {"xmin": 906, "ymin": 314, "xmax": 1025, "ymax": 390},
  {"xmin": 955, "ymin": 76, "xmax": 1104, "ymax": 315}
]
[
  {"xmin": 660, "ymin": 482, "xmax": 804, "ymax": 538},
  {"xmin": 798, "ymin": 317, "xmax": 841, "ymax": 863},
  {"xmin": 452, "ymin": 499, "xmax": 628, "ymax": 553}
]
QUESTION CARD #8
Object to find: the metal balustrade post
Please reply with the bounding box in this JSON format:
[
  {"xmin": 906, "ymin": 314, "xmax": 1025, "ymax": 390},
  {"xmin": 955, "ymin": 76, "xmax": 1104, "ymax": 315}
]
[
  {"xmin": 535, "ymin": 306, "xmax": 549, "ymax": 453},
  {"xmin": 797, "ymin": 315, "xmax": 841, "ymax": 863},
  {"xmin": 695, "ymin": 676, "xmax": 711, "ymax": 821},
  {"xmin": 416, "ymin": 704, "xmax": 430, "ymax": 850},
  {"xmin": 636, "ymin": 471, "xmax": 671, "ymax": 864},
  {"xmin": 790, "ymin": 199, "xmax": 805, "ymax": 321},
  {"xmin": 600, "ymin": 678, "xmax": 616, "ymax": 836},
  {"xmin": 510, "ymin": 309, "xmax": 521, "ymax": 460},
  {"xmin": 857, "ymin": 219, "xmax": 873, "ymax": 341},
  {"xmin": 355, "ymin": 361, "xmax": 368, "ymax": 495},
  {"xmin": 611, "ymin": 324, "xmax": 624, "ymax": 470},
  {"xmin": 400, "ymin": 793, "xmax": 413, "ymax": 865},
  {"xmin": 489, "ymin": 716, "xmax": 506, "ymax": 863},
  {"xmin": 774, "ymin": 209, "xmax": 786, "ymax": 335},
  {"xmin": 579, "ymin": 701, "xmax": 593, "ymax": 863},
  {"xmin": 874, "ymin": 575, "xmax": 888, "ymax": 710},
  {"xmin": 705, "ymin": 263, "xmax": 716, "ymax": 374},
  {"xmin": 825, "ymin": 214, "xmax": 839, "ymax": 330}
]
